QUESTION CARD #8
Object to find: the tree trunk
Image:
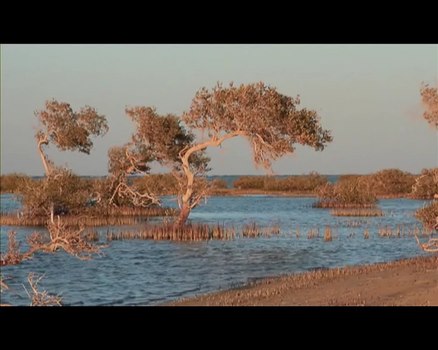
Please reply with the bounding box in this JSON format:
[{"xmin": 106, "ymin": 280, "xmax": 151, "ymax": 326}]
[
  {"xmin": 50, "ymin": 203, "xmax": 55, "ymax": 224},
  {"xmin": 174, "ymin": 203, "xmax": 191, "ymax": 228},
  {"xmin": 173, "ymin": 131, "xmax": 244, "ymax": 229},
  {"xmin": 38, "ymin": 140, "xmax": 51, "ymax": 176}
]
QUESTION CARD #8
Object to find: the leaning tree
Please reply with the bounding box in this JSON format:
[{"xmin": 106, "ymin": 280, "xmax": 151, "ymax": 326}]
[
  {"xmin": 24, "ymin": 100, "xmax": 109, "ymax": 221},
  {"xmin": 35, "ymin": 99, "xmax": 108, "ymax": 176},
  {"xmin": 124, "ymin": 82, "xmax": 333, "ymax": 227}
]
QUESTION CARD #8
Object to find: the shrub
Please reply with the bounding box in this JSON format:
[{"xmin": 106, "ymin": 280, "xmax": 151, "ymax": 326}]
[
  {"xmin": 366, "ymin": 169, "xmax": 415, "ymax": 196},
  {"xmin": 315, "ymin": 177, "xmax": 377, "ymax": 208},
  {"xmin": 132, "ymin": 174, "xmax": 178, "ymax": 195},
  {"xmin": 233, "ymin": 173, "xmax": 327, "ymax": 192},
  {"xmin": 210, "ymin": 178, "xmax": 228, "ymax": 189},
  {"xmin": 0, "ymin": 173, "xmax": 32, "ymax": 193},
  {"xmin": 415, "ymin": 201, "xmax": 438, "ymax": 229},
  {"xmin": 18, "ymin": 168, "xmax": 92, "ymax": 217},
  {"xmin": 233, "ymin": 176, "xmax": 265, "ymax": 189},
  {"xmin": 411, "ymin": 168, "xmax": 438, "ymax": 199}
]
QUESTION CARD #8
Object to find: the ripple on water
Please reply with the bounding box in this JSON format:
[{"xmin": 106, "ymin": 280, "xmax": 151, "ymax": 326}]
[{"xmin": 0, "ymin": 194, "xmax": 430, "ymax": 306}]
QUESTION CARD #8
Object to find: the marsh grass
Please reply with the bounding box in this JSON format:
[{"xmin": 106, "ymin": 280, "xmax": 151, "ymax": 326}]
[
  {"xmin": 330, "ymin": 208, "xmax": 384, "ymax": 217},
  {"xmin": 0, "ymin": 206, "xmax": 177, "ymax": 227}
]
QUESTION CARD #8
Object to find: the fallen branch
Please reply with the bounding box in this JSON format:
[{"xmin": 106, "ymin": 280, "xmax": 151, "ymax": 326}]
[{"xmin": 23, "ymin": 273, "xmax": 62, "ymax": 306}]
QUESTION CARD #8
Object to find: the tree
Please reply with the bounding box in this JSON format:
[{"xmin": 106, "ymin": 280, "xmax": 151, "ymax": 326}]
[
  {"xmin": 420, "ymin": 83, "xmax": 438, "ymax": 128},
  {"xmin": 105, "ymin": 143, "xmax": 161, "ymax": 208},
  {"xmin": 414, "ymin": 82, "xmax": 438, "ymax": 253},
  {"xmin": 19, "ymin": 167, "xmax": 92, "ymax": 223},
  {"xmin": 124, "ymin": 82, "xmax": 332, "ymax": 227},
  {"xmin": 35, "ymin": 100, "xmax": 108, "ymax": 175}
]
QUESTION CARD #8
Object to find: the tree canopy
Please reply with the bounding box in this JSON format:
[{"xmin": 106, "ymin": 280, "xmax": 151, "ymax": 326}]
[
  {"xmin": 117, "ymin": 82, "xmax": 333, "ymax": 226},
  {"xmin": 35, "ymin": 100, "xmax": 108, "ymax": 175},
  {"xmin": 183, "ymin": 82, "xmax": 332, "ymax": 169},
  {"xmin": 420, "ymin": 83, "xmax": 438, "ymax": 129}
]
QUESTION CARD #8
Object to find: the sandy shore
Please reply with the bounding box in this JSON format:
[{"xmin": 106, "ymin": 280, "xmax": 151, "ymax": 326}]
[{"xmin": 169, "ymin": 256, "xmax": 438, "ymax": 306}]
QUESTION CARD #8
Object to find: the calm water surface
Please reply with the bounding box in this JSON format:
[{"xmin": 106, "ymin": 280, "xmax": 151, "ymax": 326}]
[{"xmin": 0, "ymin": 193, "xmax": 430, "ymax": 305}]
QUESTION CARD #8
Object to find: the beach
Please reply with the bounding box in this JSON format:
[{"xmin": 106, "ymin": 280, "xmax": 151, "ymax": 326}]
[{"xmin": 169, "ymin": 255, "xmax": 438, "ymax": 306}]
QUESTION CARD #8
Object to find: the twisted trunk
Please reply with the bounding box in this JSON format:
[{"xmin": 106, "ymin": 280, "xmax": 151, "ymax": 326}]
[
  {"xmin": 37, "ymin": 138, "xmax": 51, "ymax": 176},
  {"xmin": 174, "ymin": 131, "xmax": 244, "ymax": 228}
]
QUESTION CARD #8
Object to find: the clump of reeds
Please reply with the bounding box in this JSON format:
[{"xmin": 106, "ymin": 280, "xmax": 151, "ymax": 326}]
[
  {"xmin": 0, "ymin": 207, "xmax": 177, "ymax": 227},
  {"xmin": 314, "ymin": 202, "xmax": 376, "ymax": 209},
  {"xmin": 95, "ymin": 206, "xmax": 177, "ymax": 217},
  {"xmin": 242, "ymin": 222, "xmax": 281, "ymax": 238},
  {"xmin": 106, "ymin": 222, "xmax": 286, "ymax": 241},
  {"xmin": 330, "ymin": 208, "xmax": 383, "ymax": 217},
  {"xmin": 324, "ymin": 226, "xmax": 332, "ymax": 242},
  {"xmin": 107, "ymin": 223, "xmax": 236, "ymax": 241},
  {"xmin": 307, "ymin": 228, "xmax": 319, "ymax": 239},
  {"xmin": 363, "ymin": 229, "xmax": 370, "ymax": 239},
  {"xmin": 242, "ymin": 222, "xmax": 262, "ymax": 238}
]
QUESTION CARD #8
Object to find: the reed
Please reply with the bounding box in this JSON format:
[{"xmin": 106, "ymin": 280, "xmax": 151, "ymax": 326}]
[
  {"xmin": 0, "ymin": 205, "xmax": 177, "ymax": 227},
  {"xmin": 363, "ymin": 229, "xmax": 369, "ymax": 239},
  {"xmin": 324, "ymin": 226, "xmax": 332, "ymax": 242},
  {"xmin": 107, "ymin": 223, "xmax": 237, "ymax": 241},
  {"xmin": 106, "ymin": 222, "xmax": 285, "ymax": 241},
  {"xmin": 242, "ymin": 222, "xmax": 280, "ymax": 238},
  {"xmin": 330, "ymin": 208, "xmax": 384, "ymax": 217},
  {"xmin": 0, "ymin": 213, "xmax": 147, "ymax": 227},
  {"xmin": 307, "ymin": 228, "xmax": 319, "ymax": 239}
]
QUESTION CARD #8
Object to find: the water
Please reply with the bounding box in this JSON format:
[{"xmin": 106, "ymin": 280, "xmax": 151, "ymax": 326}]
[{"xmin": 0, "ymin": 193, "xmax": 431, "ymax": 306}]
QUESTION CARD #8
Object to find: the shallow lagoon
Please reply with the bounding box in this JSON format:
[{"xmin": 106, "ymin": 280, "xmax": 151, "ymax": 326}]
[{"xmin": 0, "ymin": 194, "xmax": 430, "ymax": 305}]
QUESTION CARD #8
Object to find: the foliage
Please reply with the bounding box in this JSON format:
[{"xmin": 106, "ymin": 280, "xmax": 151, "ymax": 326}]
[
  {"xmin": 415, "ymin": 201, "xmax": 438, "ymax": 230},
  {"xmin": 233, "ymin": 176, "xmax": 266, "ymax": 190},
  {"xmin": 18, "ymin": 167, "xmax": 92, "ymax": 218},
  {"xmin": 411, "ymin": 168, "xmax": 438, "ymax": 199},
  {"xmin": 132, "ymin": 174, "xmax": 178, "ymax": 195},
  {"xmin": 35, "ymin": 100, "xmax": 108, "ymax": 175},
  {"xmin": 366, "ymin": 169, "xmax": 415, "ymax": 196},
  {"xmin": 35, "ymin": 100, "xmax": 108, "ymax": 154},
  {"xmin": 210, "ymin": 178, "xmax": 228, "ymax": 189},
  {"xmin": 183, "ymin": 82, "xmax": 333, "ymax": 170},
  {"xmin": 124, "ymin": 82, "xmax": 332, "ymax": 226},
  {"xmin": 0, "ymin": 173, "xmax": 32, "ymax": 193},
  {"xmin": 420, "ymin": 83, "xmax": 438, "ymax": 128},
  {"xmin": 315, "ymin": 177, "xmax": 377, "ymax": 208},
  {"xmin": 233, "ymin": 173, "xmax": 327, "ymax": 192}
]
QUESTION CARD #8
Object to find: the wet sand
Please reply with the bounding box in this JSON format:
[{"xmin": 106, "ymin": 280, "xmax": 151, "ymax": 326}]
[{"xmin": 169, "ymin": 256, "xmax": 438, "ymax": 306}]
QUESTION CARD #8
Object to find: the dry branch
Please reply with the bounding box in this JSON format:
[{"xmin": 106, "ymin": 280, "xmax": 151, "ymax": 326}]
[{"xmin": 24, "ymin": 273, "xmax": 62, "ymax": 306}]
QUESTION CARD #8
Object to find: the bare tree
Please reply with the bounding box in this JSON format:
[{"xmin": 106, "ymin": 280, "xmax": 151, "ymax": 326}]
[
  {"xmin": 420, "ymin": 83, "xmax": 438, "ymax": 128},
  {"xmin": 35, "ymin": 100, "xmax": 108, "ymax": 175},
  {"xmin": 124, "ymin": 82, "xmax": 332, "ymax": 227}
]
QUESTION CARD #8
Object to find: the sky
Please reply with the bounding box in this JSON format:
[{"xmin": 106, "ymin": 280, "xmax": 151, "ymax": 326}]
[{"xmin": 1, "ymin": 44, "xmax": 437, "ymax": 176}]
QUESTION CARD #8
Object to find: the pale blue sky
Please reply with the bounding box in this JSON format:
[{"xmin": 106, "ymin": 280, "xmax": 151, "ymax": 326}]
[{"xmin": 1, "ymin": 44, "xmax": 437, "ymax": 176}]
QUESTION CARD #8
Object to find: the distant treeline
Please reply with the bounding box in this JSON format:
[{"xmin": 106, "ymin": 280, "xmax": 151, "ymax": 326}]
[{"xmin": 1, "ymin": 168, "xmax": 437, "ymax": 199}]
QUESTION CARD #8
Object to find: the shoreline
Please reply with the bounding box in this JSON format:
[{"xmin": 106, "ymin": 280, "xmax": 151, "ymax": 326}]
[{"xmin": 167, "ymin": 255, "xmax": 438, "ymax": 306}]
